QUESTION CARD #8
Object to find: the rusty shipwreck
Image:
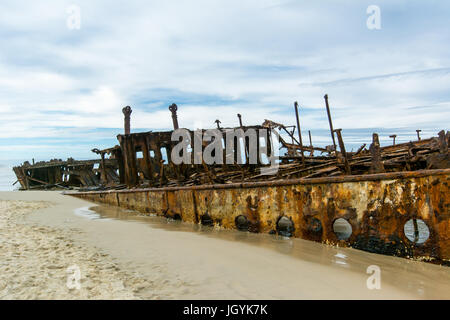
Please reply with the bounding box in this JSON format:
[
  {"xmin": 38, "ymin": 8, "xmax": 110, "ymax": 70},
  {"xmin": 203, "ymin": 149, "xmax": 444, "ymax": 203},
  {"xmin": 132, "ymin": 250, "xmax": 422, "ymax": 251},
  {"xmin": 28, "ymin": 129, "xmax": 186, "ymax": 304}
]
[{"xmin": 13, "ymin": 96, "xmax": 450, "ymax": 264}]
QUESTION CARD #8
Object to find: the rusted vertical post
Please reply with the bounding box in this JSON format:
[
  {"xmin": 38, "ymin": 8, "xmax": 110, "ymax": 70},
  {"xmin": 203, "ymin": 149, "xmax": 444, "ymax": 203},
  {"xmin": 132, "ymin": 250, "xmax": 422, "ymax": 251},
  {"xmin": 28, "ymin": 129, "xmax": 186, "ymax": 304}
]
[
  {"xmin": 369, "ymin": 133, "xmax": 385, "ymax": 173},
  {"xmin": 22, "ymin": 168, "xmax": 29, "ymax": 190},
  {"xmin": 142, "ymin": 138, "xmax": 153, "ymax": 182},
  {"xmin": 416, "ymin": 129, "xmax": 422, "ymax": 141},
  {"xmin": 115, "ymin": 149, "xmax": 125, "ymax": 184},
  {"xmin": 324, "ymin": 94, "xmax": 337, "ymax": 151},
  {"xmin": 117, "ymin": 134, "xmax": 138, "ymax": 187},
  {"xmin": 334, "ymin": 129, "xmax": 351, "ymax": 174},
  {"xmin": 169, "ymin": 103, "xmax": 179, "ymax": 130},
  {"xmin": 237, "ymin": 114, "xmax": 249, "ymax": 163},
  {"xmin": 308, "ymin": 130, "xmax": 313, "ymax": 156},
  {"xmin": 413, "ymin": 218, "xmax": 420, "ymax": 243},
  {"xmin": 237, "ymin": 114, "xmax": 243, "ymax": 127},
  {"xmin": 294, "ymin": 101, "xmax": 305, "ymax": 164},
  {"xmin": 100, "ymin": 153, "xmax": 107, "ymax": 184},
  {"xmin": 159, "ymin": 159, "xmax": 165, "ymax": 186},
  {"xmin": 389, "ymin": 134, "xmax": 397, "ymax": 145},
  {"xmin": 122, "ymin": 106, "xmax": 132, "ymax": 135},
  {"xmin": 438, "ymin": 130, "xmax": 448, "ymax": 154}
]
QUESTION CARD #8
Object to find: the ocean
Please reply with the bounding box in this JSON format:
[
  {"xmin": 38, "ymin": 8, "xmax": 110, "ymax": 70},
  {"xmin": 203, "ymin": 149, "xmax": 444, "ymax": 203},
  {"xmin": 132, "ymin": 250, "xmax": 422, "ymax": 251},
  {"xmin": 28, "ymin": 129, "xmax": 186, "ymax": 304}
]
[{"xmin": 0, "ymin": 161, "xmax": 18, "ymax": 191}]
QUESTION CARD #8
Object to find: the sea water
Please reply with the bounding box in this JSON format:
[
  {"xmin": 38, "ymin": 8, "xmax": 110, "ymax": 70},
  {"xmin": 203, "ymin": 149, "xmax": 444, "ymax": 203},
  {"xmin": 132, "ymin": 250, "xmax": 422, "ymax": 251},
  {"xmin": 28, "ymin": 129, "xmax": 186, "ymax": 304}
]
[{"xmin": 0, "ymin": 162, "xmax": 17, "ymax": 191}]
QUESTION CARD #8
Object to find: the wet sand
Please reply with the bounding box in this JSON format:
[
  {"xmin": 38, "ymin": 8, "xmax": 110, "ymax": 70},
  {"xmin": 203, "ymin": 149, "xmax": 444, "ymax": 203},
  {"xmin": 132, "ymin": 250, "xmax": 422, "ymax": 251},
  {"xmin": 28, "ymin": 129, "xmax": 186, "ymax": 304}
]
[{"xmin": 0, "ymin": 191, "xmax": 449, "ymax": 300}]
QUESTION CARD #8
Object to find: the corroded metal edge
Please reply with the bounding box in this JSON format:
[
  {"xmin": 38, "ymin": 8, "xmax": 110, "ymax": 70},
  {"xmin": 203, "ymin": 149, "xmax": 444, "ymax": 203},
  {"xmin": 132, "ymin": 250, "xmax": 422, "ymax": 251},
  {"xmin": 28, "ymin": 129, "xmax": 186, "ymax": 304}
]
[{"xmin": 68, "ymin": 168, "xmax": 450, "ymax": 194}]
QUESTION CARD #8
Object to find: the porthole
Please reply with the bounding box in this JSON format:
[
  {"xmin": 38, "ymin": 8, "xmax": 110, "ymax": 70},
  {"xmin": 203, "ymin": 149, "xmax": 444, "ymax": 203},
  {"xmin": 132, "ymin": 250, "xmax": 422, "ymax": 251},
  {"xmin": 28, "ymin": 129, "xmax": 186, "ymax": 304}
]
[
  {"xmin": 308, "ymin": 217, "xmax": 322, "ymax": 233},
  {"xmin": 235, "ymin": 215, "xmax": 249, "ymax": 231},
  {"xmin": 404, "ymin": 219, "xmax": 430, "ymax": 244},
  {"xmin": 201, "ymin": 212, "xmax": 213, "ymax": 226},
  {"xmin": 276, "ymin": 216, "xmax": 295, "ymax": 237},
  {"xmin": 333, "ymin": 218, "xmax": 352, "ymax": 240}
]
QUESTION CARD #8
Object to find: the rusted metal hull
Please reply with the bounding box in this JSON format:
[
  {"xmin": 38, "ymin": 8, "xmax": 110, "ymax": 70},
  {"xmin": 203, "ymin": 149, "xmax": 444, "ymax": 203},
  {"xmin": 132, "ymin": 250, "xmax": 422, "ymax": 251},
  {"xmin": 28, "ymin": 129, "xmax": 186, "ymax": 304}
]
[
  {"xmin": 13, "ymin": 158, "xmax": 119, "ymax": 190},
  {"xmin": 69, "ymin": 169, "xmax": 450, "ymax": 263}
]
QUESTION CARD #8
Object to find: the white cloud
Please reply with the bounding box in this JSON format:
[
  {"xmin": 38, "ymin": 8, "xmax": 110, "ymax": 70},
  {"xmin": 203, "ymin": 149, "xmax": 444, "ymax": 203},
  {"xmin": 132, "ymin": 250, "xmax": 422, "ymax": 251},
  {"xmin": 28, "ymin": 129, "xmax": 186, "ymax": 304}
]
[{"xmin": 0, "ymin": 0, "xmax": 449, "ymax": 160}]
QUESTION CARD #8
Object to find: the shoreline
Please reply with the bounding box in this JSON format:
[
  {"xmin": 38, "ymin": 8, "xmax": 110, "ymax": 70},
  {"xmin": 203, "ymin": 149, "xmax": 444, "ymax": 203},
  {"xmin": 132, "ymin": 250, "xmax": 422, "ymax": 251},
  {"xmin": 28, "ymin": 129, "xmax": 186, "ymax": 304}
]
[{"xmin": 1, "ymin": 191, "xmax": 449, "ymax": 299}]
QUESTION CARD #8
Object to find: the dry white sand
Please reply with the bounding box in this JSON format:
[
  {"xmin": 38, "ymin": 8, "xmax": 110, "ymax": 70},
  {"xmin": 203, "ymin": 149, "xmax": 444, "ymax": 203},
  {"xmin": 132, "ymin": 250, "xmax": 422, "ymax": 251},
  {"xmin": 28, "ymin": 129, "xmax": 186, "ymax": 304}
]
[
  {"xmin": 0, "ymin": 191, "xmax": 449, "ymax": 300},
  {"xmin": 0, "ymin": 200, "xmax": 150, "ymax": 299}
]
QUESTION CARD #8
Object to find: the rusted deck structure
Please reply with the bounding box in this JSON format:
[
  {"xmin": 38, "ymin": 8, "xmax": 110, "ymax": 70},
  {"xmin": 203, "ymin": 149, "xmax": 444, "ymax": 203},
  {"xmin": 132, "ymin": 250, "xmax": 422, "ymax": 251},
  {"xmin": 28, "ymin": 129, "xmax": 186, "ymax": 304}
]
[
  {"xmin": 100, "ymin": 101, "xmax": 450, "ymax": 190},
  {"xmin": 116, "ymin": 124, "xmax": 273, "ymax": 188},
  {"xmin": 13, "ymin": 157, "xmax": 120, "ymax": 190}
]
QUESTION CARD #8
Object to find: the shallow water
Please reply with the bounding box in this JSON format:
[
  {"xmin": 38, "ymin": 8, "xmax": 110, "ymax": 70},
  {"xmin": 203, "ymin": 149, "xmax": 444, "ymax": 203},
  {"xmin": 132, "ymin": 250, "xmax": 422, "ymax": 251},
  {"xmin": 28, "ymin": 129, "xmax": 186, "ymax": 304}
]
[
  {"xmin": 83, "ymin": 204, "xmax": 450, "ymax": 299},
  {"xmin": 73, "ymin": 206, "xmax": 103, "ymax": 220}
]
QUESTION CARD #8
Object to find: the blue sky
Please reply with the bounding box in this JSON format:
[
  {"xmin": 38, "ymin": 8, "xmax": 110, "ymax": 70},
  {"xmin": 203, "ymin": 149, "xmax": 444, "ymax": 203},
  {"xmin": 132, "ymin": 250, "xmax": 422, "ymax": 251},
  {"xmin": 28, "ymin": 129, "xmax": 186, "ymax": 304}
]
[{"xmin": 0, "ymin": 0, "xmax": 449, "ymax": 169}]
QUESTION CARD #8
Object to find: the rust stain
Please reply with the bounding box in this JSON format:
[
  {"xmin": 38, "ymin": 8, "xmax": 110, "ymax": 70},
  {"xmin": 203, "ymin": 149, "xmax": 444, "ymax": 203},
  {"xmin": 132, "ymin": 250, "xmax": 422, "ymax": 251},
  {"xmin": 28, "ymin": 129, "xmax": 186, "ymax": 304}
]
[{"xmin": 70, "ymin": 169, "xmax": 450, "ymax": 264}]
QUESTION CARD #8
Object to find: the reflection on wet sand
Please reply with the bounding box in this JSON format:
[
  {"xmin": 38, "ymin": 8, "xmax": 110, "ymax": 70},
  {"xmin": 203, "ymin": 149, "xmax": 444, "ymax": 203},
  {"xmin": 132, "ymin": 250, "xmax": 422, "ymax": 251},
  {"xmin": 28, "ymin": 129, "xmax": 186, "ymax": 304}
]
[{"xmin": 89, "ymin": 204, "xmax": 450, "ymax": 299}]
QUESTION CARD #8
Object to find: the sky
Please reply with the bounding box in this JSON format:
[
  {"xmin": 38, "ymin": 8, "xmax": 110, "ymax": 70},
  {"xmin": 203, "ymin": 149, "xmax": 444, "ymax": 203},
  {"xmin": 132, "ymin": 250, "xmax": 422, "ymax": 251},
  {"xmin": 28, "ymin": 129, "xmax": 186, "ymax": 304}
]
[{"xmin": 0, "ymin": 0, "xmax": 449, "ymax": 189}]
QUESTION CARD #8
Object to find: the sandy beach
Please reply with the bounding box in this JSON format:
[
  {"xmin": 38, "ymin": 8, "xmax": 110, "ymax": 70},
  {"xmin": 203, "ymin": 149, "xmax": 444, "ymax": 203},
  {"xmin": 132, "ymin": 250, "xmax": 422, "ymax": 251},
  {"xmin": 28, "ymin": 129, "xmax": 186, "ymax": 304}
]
[
  {"xmin": 0, "ymin": 191, "xmax": 449, "ymax": 300},
  {"xmin": 0, "ymin": 199, "xmax": 148, "ymax": 299}
]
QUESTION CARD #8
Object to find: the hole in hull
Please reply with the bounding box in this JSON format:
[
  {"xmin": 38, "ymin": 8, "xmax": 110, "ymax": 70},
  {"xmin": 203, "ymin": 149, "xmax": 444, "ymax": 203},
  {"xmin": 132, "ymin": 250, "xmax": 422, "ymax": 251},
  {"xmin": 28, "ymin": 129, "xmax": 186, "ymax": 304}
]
[
  {"xmin": 308, "ymin": 217, "xmax": 322, "ymax": 233},
  {"xmin": 235, "ymin": 215, "xmax": 249, "ymax": 231},
  {"xmin": 276, "ymin": 216, "xmax": 295, "ymax": 237},
  {"xmin": 201, "ymin": 213, "xmax": 213, "ymax": 226},
  {"xmin": 333, "ymin": 218, "xmax": 352, "ymax": 240},
  {"xmin": 404, "ymin": 219, "xmax": 430, "ymax": 244}
]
